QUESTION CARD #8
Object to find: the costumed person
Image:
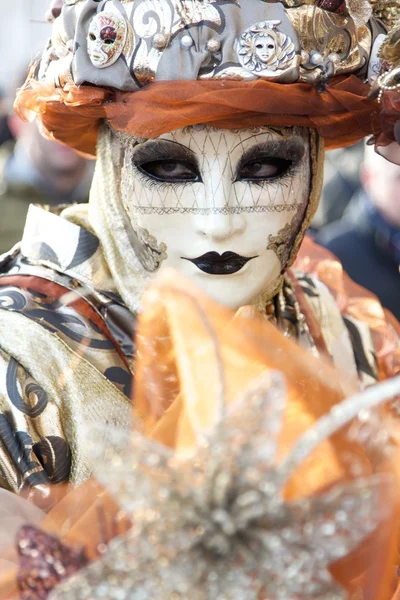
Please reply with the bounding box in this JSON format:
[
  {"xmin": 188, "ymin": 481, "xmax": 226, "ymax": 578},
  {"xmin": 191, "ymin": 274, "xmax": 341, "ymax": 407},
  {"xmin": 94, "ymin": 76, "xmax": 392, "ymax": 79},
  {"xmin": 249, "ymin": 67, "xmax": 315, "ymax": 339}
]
[
  {"xmin": 316, "ymin": 145, "xmax": 400, "ymax": 320},
  {"xmin": 0, "ymin": 0, "xmax": 399, "ymax": 502},
  {"xmin": 0, "ymin": 273, "xmax": 400, "ymax": 600}
]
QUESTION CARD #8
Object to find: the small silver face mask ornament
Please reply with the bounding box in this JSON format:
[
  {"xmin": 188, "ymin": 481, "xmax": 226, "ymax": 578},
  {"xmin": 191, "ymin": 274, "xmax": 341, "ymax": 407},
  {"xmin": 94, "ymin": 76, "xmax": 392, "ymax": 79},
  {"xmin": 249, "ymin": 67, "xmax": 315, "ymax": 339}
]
[
  {"xmin": 254, "ymin": 34, "xmax": 277, "ymax": 64},
  {"xmin": 87, "ymin": 11, "xmax": 127, "ymax": 69},
  {"xmin": 237, "ymin": 20, "xmax": 299, "ymax": 80}
]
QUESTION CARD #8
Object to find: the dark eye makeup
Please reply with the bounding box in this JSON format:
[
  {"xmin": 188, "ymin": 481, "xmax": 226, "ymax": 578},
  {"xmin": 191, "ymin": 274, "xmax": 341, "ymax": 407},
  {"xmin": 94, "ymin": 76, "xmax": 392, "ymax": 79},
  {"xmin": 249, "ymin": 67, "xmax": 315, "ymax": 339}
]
[
  {"xmin": 132, "ymin": 140, "xmax": 201, "ymax": 183},
  {"xmin": 239, "ymin": 157, "xmax": 293, "ymax": 181},
  {"xmin": 139, "ymin": 159, "xmax": 199, "ymax": 182},
  {"xmin": 235, "ymin": 138, "xmax": 305, "ymax": 184},
  {"xmin": 131, "ymin": 136, "xmax": 305, "ymax": 185}
]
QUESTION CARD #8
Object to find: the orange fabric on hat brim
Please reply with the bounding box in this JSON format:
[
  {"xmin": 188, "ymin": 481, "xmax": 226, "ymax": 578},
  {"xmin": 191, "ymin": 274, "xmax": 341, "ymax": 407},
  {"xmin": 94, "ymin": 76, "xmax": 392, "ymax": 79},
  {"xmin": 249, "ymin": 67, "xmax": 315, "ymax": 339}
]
[{"xmin": 15, "ymin": 74, "xmax": 380, "ymax": 157}]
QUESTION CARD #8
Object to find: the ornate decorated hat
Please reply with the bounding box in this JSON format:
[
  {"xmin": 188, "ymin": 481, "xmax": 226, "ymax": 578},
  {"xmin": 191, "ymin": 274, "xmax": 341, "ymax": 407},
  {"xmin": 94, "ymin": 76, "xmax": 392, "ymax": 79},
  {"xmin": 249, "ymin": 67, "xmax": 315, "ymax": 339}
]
[{"xmin": 15, "ymin": 0, "xmax": 400, "ymax": 157}]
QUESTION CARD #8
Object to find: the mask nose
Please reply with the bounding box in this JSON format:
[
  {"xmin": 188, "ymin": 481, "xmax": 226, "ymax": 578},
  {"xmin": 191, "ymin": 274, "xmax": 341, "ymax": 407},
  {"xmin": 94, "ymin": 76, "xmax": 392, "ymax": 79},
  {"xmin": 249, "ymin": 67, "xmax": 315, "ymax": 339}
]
[
  {"xmin": 195, "ymin": 180, "xmax": 246, "ymax": 242},
  {"xmin": 195, "ymin": 211, "xmax": 246, "ymax": 242}
]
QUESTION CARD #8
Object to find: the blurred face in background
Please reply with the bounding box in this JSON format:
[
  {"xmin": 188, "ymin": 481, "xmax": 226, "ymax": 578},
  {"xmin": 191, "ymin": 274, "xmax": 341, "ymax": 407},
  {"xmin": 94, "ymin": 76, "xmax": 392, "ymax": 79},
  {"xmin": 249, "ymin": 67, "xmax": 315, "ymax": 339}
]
[
  {"xmin": 362, "ymin": 146, "xmax": 400, "ymax": 228},
  {"xmin": 28, "ymin": 122, "xmax": 85, "ymax": 175},
  {"xmin": 8, "ymin": 115, "xmax": 89, "ymax": 193}
]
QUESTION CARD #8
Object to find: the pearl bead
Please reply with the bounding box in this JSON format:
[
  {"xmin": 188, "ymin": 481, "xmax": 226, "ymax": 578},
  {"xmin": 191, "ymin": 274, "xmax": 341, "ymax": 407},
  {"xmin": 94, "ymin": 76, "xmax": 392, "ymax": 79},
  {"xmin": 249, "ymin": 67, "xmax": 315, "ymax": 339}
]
[
  {"xmin": 207, "ymin": 39, "xmax": 221, "ymax": 53},
  {"xmin": 181, "ymin": 35, "xmax": 193, "ymax": 49},
  {"xmin": 153, "ymin": 33, "xmax": 168, "ymax": 50},
  {"xmin": 309, "ymin": 51, "xmax": 323, "ymax": 66},
  {"xmin": 328, "ymin": 52, "xmax": 340, "ymax": 65}
]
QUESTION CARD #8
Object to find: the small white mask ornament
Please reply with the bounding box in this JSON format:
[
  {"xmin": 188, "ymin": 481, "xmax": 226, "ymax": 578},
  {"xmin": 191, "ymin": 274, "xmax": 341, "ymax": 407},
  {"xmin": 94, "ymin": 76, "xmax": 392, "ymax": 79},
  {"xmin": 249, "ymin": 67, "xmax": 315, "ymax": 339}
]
[
  {"xmin": 100, "ymin": 125, "xmax": 312, "ymax": 310},
  {"xmin": 236, "ymin": 20, "xmax": 298, "ymax": 78},
  {"xmin": 87, "ymin": 11, "xmax": 127, "ymax": 68},
  {"xmin": 255, "ymin": 34, "xmax": 277, "ymax": 64}
]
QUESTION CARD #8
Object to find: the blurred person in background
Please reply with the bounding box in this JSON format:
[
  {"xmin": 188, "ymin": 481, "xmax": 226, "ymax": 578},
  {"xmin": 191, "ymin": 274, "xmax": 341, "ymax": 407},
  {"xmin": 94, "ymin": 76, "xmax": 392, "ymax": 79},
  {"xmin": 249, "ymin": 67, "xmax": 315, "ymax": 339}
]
[
  {"xmin": 0, "ymin": 85, "xmax": 14, "ymax": 148},
  {"xmin": 0, "ymin": 89, "xmax": 94, "ymax": 254},
  {"xmin": 316, "ymin": 145, "xmax": 400, "ymax": 320},
  {"xmin": 311, "ymin": 142, "xmax": 363, "ymax": 230}
]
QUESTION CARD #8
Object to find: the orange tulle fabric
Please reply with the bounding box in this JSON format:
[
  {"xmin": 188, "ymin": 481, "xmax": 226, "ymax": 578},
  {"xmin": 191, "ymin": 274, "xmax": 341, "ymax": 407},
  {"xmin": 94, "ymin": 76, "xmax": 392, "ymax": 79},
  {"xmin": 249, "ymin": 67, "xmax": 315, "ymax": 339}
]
[
  {"xmin": 14, "ymin": 75, "xmax": 380, "ymax": 157},
  {"xmin": 377, "ymin": 91, "xmax": 400, "ymax": 146},
  {"xmin": 296, "ymin": 237, "xmax": 400, "ymax": 381},
  {"xmin": 134, "ymin": 270, "xmax": 359, "ymax": 475},
  {"xmin": 1, "ymin": 271, "xmax": 400, "ymax": 599}
]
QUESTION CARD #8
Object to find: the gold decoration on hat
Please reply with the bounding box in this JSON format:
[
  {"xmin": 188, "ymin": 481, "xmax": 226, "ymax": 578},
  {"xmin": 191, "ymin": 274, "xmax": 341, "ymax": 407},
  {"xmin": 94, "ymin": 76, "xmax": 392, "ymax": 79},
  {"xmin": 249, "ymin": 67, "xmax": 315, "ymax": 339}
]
[{"xmin": 371, "ymin": 0, "xmax": 400, "ymax": 30}]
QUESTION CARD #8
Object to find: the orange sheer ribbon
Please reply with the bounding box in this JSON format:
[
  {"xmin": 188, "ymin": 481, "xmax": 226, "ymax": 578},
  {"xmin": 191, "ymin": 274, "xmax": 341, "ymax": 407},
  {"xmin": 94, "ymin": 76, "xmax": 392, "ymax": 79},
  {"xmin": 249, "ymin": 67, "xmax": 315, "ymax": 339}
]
[{"xmin": 14, "ymin": 75, "xmax": 380, "ymax": 157}]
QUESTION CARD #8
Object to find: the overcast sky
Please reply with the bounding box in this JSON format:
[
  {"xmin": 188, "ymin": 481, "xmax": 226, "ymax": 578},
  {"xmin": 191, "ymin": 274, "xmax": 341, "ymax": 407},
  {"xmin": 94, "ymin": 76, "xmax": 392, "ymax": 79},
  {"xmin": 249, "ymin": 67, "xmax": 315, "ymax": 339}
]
[{"xmin": 1, "ymin": 0, "xmax": 51, "ymax": 94}]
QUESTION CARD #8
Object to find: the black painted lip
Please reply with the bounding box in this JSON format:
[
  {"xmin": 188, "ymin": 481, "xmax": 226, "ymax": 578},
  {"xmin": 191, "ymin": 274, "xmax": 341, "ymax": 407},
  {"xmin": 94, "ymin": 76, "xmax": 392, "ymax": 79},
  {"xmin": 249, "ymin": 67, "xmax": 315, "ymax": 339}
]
[{"xmin": 181, "ymin": 251, "xmax": 258, "ymax": 275}]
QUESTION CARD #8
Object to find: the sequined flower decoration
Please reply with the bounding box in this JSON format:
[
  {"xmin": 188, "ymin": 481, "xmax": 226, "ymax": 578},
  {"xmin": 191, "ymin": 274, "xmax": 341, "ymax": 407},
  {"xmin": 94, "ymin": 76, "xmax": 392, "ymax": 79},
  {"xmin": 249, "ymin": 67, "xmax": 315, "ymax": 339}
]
[{"xmin": 48, "ymin": 371, "xmax": 393, "ymax": 600}]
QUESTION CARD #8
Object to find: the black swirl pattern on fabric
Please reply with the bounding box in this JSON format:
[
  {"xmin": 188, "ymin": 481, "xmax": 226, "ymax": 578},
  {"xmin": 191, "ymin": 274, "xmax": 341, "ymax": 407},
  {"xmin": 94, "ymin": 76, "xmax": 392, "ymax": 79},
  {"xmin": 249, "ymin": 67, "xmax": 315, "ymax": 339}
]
[
  {"xmin": 102, "ymin": 303, "xmax": 136, "ymax": 360},
  {"xmin": 0, "ymin": 285, "xmax": 115, "ymax": 350},
  {"xmin": 32, "ymin": 436, "xmax": 71, "ymax": 484},
  {"xmin": 0, "ymin": 413, "xmax": 49, "ymax": 489},
  {"xmin": 104, "ymin": 366, "xmax": 133, "ymax": 398},
  {"xmin": 37, "ymin": 242, "xmax": 62, "ymax": 267},
  {"xmin": 25, "ymin": 309, "xmax": 115, "ymax": 350},
  {"xmin": 27, "ymin": 287, "xmax": 62, "ymax": 309},
  {"xmin": 0, "ymin": 288, "xmax": 27, "ymax": 311},
  {"xmin": 297, "ymin": 274, "xmax": 320, "ymax": 298},
  {"xmin": 6, "ymin": 359, "xmax": 48, "ymax": 418},
  {"xmin": 343, "ymin": 317, "xmax": 378, "ymax": 381},
  {"xmin": 66, "ymin": 227, "xmax": 100, "ymax": 270},
  {"xmin": 0, "ymin": 260, "xmax": 134, "ymax": 397}
]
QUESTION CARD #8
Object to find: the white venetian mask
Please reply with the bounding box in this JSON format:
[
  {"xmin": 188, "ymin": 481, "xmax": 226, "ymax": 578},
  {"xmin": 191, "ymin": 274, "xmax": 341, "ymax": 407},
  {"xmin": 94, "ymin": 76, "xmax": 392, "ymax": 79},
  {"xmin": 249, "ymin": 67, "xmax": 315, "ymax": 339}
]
[
  {"xmin": 106, "ymin": 125, "xmax": 312, "ymax": 310},
  {"xmin": 87, "ymin": 11, "xmax": 127, "ymax": 69}
]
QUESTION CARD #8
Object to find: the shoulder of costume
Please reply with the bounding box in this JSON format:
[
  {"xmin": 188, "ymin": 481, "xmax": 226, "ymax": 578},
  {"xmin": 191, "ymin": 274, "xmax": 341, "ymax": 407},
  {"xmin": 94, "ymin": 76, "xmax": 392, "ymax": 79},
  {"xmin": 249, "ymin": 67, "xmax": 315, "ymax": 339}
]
[{"xmin": 0, "ymin": 206, "xmax": 136, "ymax": 385}]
